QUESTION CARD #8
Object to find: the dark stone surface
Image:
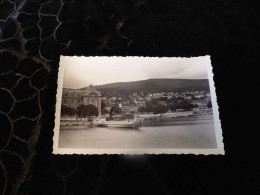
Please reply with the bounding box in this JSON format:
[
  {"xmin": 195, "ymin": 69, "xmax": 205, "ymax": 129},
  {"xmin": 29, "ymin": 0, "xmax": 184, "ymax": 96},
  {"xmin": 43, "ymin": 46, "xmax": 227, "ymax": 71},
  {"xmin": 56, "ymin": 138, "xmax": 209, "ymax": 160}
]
[
  {"xmin": 16, "ymin": 58, "xmax": 43, "ymax": 77},
  {"xmin": 30, "ymin": 68, "xmax": 49, "ymax": 89},
  {"xmin": 9, "ymin": 94, "xmax": 41, "ymax": 121},
  {"xmin": 0, "ymin": 73, "xmax": 22, "ymax": 89},
  {"xmin": 11, "ymin": 77, "xmax": 37, "ymax": 100},
  {"xmin": 0, "ymin": 114, "xmax": 12, "ymax": 151},
  {"xmin": 55, "ymin": 21, "xmax": 88, "ymax": 44},
  {"xmin": 0, "ymin": 89, "xmax": 14, "ymax": 113},
  {"xmin": 0, "ymin": 51, "xmax": 19, "ymax": 74},
  {"xmin": 41, "ymin": 0, "xmax": 61, "ymax": 15},
  {"xmin": 13, "ymin": 118, "xmax": 38, "ymax": 140},
  {"xmin": 0, "ymin": 0, "xmax": 14, "ymax": 20},
  {"xmin": 17, "ymin": 12, "xmax": 39, "ymax": 29},
  {"xmin": 38, "ymin": 15, "xmax": 58, "ymax": 39},
  {"xmin": 0, "ymin": 0, "xmax": 260, "ymax": 194},
  {"xmin": 0, "ymin": 19, "xmax": 17, "ymax": 39},
  {"xmin": 22, "ymin": 26, "xmax": 40, "ymax": 39},
  {"xmin": 24, "ymin": 37, "xmax": 40, "ymax": 53},
  {"xmin": 39, "ymin": 36, "xmax": 65, "ymax": 60},
  {"xmin": 5, "ymin": 136, "xmax": 30, "ymax": 159},
  {"xmin": 0, "ymin": 38, "xmax": 21, "ymax": 51}
]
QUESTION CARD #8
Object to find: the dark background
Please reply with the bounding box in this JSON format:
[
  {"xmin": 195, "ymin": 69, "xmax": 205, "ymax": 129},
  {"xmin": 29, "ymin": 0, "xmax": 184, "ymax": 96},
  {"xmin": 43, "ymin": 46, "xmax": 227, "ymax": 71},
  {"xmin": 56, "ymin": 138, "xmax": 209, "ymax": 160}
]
[{"xmin": 0, "ymin": 0, "xmax": 260, "ymax": 194}]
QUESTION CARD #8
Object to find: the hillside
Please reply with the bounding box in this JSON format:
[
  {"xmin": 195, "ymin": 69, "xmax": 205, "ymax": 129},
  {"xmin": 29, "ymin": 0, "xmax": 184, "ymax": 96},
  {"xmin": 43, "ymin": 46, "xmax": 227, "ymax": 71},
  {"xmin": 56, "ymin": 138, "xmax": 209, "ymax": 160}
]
[{"xmin": 81, "ymin": 79, "xmax": 209, "ymax": 92}]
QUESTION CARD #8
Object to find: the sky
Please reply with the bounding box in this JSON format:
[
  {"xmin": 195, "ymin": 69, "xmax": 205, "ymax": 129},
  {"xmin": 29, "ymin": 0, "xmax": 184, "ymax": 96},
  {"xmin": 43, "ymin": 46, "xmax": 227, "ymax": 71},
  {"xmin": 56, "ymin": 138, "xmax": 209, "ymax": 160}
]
[{"xmin": 60, "ymin": 56, "xmax": 211, "ymax": 89}]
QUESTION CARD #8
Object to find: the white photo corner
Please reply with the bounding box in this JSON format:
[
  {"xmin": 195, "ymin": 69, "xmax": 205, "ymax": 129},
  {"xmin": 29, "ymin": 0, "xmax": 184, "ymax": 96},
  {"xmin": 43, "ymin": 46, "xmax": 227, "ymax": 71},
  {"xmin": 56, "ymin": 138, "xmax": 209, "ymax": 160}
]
[{"xmin": 53, "ymin": 56, "xmax": 224, "ymax": 155}]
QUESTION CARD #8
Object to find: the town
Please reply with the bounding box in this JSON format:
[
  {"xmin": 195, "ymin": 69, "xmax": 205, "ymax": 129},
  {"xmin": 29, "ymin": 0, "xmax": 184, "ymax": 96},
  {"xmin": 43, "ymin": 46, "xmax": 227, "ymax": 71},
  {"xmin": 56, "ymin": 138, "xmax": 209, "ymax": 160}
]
[
  {"xmin": 101, "ymin": 90, "xmax": 212, "ymax": 116},
  {"xmin": 61, "ymin": 84, "xmax": 213, "ymax": 122},
  {"xmin": 56, "ymin": 56, "xmax": 221, "ymax": 153}
]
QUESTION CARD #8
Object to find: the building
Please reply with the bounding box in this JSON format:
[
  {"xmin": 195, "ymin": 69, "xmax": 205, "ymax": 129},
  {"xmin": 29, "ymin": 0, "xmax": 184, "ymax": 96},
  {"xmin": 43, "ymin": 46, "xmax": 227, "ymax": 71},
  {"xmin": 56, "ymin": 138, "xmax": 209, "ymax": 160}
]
[
  {"xmin": 122, "ymin": 105, "xmax": 139, "ymax": 113},
  {"xmin": 152, "ymin": 92, "xmax": 164, "ymax": 99},
  {"xmin": 192, "ymin": 99, "xmax": 208, "ymax": 109},
  {"xmin": 158, "ymin": 101, "xmax": 167, "ymax": 106},
  {"xmin": 104, "ymin": 106, "xmax": 111, "ymax": 112},
  {"xmin": 62, "ymin": 85, "xmax": 102, "ymax": 116},
  {"xmin": 136, "ymin": 98, "xmax": 146, "ymax": 107},
  {"xmin": 145, "ymin": 96, "xmax": 152, "ymax": 101},
  {"xmin": 185, "ymin": 95, "xmax": 193, "ymax": 100}
]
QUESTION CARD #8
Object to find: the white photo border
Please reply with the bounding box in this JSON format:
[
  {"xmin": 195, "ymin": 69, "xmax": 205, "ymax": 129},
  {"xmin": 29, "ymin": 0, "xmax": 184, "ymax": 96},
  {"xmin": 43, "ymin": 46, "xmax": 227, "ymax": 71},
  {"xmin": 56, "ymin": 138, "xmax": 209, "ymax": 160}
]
[{"xmin": 53, "ymin": 56, "xmax": 224, "ymax": 155}]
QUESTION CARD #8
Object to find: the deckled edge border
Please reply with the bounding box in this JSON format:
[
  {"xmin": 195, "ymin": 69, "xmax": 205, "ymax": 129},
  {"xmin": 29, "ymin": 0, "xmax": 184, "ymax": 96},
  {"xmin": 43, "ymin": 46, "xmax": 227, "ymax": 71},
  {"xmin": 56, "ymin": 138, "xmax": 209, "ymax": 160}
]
[{"xmin": 52, "ymin": 55, "xmax": 224, "ymax": 155}]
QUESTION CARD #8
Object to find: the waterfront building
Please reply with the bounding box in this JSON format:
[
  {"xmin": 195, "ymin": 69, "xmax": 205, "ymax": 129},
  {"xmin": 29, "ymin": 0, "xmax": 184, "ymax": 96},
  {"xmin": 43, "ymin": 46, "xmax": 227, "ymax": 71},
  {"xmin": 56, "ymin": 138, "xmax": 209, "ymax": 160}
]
[
  {"xmin": 192, "ymin": 99, "xmax": 208, "ymax": 109},
  {"xmin": 122, "ymin": 105, "xmax": 139, "ymax": 113},
  {"xmin": 194, "ymin": 94, "xmax": 205, "ymax": 99},
  {"xmin": 62, "ymin": 85, "xmax": 102, "ymax": 116}
]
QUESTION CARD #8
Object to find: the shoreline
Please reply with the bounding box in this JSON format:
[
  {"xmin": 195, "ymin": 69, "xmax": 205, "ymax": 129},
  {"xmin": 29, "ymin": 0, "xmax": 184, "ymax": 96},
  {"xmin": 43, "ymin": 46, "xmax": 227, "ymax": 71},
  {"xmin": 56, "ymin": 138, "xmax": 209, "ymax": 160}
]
[
  {"xmin": 60, "ymin": 114, "xmax": 213, "ymax": 130},
  {"xmin": 60, "ymin": 110, "xmax": 212, "ymax": 121}
]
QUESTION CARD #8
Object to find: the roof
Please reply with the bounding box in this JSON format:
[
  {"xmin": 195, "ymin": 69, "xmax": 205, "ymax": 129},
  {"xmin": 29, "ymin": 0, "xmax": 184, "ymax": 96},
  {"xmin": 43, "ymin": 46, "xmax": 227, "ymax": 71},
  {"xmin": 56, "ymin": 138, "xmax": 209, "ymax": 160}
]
[{"xmin": 83, "ymin": 84, "xmax": 101, "ymax": 96}]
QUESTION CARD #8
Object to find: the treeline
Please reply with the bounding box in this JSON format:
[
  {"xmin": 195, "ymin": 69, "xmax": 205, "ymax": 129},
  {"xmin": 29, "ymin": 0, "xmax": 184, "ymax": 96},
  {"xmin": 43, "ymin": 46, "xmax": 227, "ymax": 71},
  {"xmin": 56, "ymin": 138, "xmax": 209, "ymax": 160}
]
[
  {"xmin": 61, "ymin": 101, "xmax": 212, "ymax": 117},
  {"xmin": 61, "ymin": 104, "xmax": 98, "ymax": 118},
  {"xmin": 138, "ymin": 99, "xmax": 199, "ymax": 114},
  {"xmin": 61, "ymin": 106, "xmax": 76, "ymax": 116}
]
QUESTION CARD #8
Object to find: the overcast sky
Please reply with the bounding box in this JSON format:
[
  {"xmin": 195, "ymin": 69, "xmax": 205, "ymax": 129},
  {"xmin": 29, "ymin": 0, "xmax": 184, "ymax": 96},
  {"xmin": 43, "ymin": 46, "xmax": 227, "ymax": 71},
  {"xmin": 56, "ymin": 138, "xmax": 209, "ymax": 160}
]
[{"xmin": 60, "ymin": 56, "xmax": 211, "ymax": 89}]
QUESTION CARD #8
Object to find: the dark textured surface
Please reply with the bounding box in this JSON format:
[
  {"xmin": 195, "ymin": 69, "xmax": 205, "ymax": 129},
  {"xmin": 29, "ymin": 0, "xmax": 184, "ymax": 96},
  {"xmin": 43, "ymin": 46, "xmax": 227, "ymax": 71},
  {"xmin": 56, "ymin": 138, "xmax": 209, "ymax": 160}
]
[{"xmin": 0, "ymin": 0, "xmax": 260, "ymax": 194}]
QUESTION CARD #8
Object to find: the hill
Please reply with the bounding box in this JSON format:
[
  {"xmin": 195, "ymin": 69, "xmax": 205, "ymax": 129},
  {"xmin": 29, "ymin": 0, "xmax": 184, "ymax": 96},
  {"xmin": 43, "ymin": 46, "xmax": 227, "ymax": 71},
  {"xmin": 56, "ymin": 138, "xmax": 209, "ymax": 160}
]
[{"xmin": 81, "ymin": 79, "xmax": 209, "ymax": 92}]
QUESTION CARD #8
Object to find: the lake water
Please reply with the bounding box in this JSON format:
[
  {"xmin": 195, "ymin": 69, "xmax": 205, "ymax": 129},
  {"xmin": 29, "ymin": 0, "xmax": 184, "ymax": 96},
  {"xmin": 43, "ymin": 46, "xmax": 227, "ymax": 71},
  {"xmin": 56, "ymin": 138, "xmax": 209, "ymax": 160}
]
[{"xmin": 58, "ymin": 115, "xmax": 217, "ymax": 149}]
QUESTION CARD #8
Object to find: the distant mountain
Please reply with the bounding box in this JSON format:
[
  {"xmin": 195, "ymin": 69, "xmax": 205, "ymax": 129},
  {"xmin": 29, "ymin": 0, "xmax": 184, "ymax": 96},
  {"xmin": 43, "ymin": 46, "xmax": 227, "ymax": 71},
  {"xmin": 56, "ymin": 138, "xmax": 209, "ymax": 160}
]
[{"xmin": 81, "ymin": 79, "xmax": 209, "ymax": 92}]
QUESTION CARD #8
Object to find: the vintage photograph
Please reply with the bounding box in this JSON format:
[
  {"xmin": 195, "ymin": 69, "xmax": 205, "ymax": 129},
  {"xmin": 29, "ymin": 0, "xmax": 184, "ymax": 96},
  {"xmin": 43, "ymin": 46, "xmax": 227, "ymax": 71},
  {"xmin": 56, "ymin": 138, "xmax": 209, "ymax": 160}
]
[{"xmin": 53, "ymin": 56, "xmax": 224, "ymax": 154}]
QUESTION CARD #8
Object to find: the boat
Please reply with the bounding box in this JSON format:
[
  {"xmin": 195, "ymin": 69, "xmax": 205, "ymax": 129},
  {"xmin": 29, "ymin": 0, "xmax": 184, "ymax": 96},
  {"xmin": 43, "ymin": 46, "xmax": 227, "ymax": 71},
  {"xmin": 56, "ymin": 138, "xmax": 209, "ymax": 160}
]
[
  {"xmin": 93, "ymin": 115, "xmax": 142, "ymax": 128},
  {"xmin": 60, "ymin": 116, "xmax": 87, "ymax": 126}
]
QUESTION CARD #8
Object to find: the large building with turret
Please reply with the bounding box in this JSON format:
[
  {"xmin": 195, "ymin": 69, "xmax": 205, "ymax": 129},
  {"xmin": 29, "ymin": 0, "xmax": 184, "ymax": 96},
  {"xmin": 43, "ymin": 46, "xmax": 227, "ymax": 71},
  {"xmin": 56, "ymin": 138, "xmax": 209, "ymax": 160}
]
[{"xmin": 62, "ymin": 85, "xmax": 101, "ymax": 116}]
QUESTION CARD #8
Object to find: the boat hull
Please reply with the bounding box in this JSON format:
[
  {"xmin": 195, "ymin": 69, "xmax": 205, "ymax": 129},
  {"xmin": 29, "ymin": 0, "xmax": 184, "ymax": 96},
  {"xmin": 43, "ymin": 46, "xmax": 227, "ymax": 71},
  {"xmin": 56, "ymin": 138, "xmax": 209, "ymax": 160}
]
[{"xmin": 94, "ymin": 120, "xmax": 140, "ymax": 128}]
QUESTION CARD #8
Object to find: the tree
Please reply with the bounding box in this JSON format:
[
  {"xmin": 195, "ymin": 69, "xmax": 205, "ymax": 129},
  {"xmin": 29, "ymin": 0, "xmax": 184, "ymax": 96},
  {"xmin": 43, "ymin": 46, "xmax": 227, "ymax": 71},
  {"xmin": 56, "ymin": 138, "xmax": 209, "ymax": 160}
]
[
  {"xmin": 176, "ymin": 100, "xmax": 194, "ymax": 111},
  {"xmin": 101, "ymin": 100, "xmax": 107, "ymax": 114},
  {"xmin": 153, "ymin": 105, "xmax": 168, "ymax": 114},
  {"xmin": 145, "ymin": 100, "xmax": 157, "ymax": 113},
  {"xmin": 168, "ymin": 100, "xmax": 197, "ymax": 111},
  {"xmin": 168, "ymin": 103, "xmax": 177, "ymax": 112},
  {"xmin": 166, "ymin": 96, "xmax": 177, "ymax": 103},
  {"xmin": 138, "ymin": 106, "xmax": 147, "ymax": 114},
  {"xmin": 207, "ymin": 101, "xmax": 212, "ymax": 108},
  {"xmin": 158, "ymin": 97, "xmax": 167, "ymax": 101},
  {"xmin": 77, "ymin": 104, "xmax": 99, "ymax": 118},
  {"xmin": 177, "ymin": 96, "xmax": 184, "ymax": 100},
  {"xmin": 61, "ymin": 105, "xmax": 76, "ymax": 116},
  {"xmin": 193, "ymin": 104, "xmax": 199, "ymax": 108},
  {"xmin": 109, "ymin": 105, "xmax": 122, "ymax": 120}
]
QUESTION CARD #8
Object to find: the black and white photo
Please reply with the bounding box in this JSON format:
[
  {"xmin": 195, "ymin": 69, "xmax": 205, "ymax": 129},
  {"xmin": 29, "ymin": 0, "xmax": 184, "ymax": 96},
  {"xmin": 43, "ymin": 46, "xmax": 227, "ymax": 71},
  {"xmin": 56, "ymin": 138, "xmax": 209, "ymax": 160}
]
[{"xmin": 53, "ymin": 56, "xmax": 224, "ymax": 154}]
